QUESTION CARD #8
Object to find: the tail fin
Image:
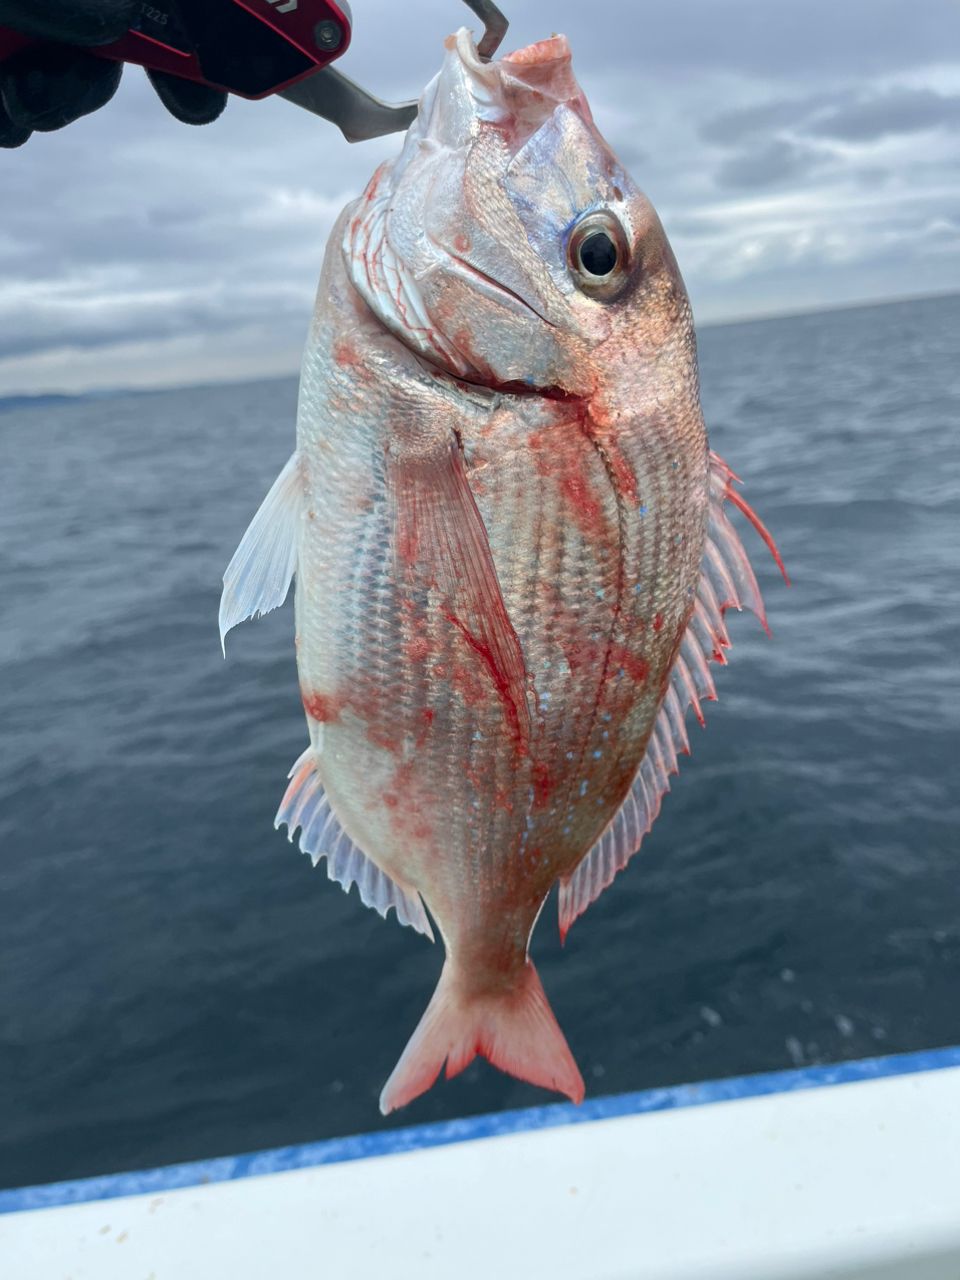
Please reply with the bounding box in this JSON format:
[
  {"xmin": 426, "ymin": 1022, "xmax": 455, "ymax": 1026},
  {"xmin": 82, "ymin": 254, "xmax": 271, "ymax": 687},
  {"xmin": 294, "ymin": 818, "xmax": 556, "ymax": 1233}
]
[{"xmin": 379, "ymin": 959, "xmax": 585, "ymax": 1114}]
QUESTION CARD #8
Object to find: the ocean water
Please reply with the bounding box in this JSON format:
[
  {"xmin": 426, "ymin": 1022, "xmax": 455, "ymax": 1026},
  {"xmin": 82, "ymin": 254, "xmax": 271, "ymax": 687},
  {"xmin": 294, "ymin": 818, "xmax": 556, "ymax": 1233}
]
[{"xmin": 1, "ymin": 293, "xmax": 958, "ymax": 1189}]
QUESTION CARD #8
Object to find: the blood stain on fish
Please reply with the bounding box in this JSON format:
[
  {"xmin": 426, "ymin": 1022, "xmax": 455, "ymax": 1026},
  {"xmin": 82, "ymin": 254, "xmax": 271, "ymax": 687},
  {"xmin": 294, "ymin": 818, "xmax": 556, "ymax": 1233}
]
[
  {"xmin": 334, "ymin": 339, "xmax": 361, "ymax": 368},
  {"xmin": 301, "ymin": 691, "xmax": 343, "ymax": 723},
  {"xmin": 442, "ymin": 607, "xmax": 526, "ymax": 747}
]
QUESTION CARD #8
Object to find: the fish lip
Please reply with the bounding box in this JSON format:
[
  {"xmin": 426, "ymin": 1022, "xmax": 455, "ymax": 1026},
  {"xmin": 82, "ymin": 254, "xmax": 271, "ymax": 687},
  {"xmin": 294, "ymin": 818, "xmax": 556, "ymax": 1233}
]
[{"xmin": 444, "ymin": 251, "xmax": 555, "ymax": 328}]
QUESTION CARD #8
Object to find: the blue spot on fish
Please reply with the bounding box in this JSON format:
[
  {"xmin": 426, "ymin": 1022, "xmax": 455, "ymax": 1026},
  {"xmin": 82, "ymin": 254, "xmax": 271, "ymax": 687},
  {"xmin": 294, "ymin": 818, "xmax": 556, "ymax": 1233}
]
[{"xmin": 579, "ymin": 780, "xmax": 589, "ymax": 797}]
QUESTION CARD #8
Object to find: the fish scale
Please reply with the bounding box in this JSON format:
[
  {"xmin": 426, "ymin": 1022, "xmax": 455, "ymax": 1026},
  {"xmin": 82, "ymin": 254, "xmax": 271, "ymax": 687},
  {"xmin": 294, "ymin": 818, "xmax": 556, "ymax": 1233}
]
[
  {"xmin": 469, "ymin": 422, "xmax": 624, "ymax": 857},
  {"xmin": 219, "ymin": 27, "xmax": 785, "ymax": 1113}
]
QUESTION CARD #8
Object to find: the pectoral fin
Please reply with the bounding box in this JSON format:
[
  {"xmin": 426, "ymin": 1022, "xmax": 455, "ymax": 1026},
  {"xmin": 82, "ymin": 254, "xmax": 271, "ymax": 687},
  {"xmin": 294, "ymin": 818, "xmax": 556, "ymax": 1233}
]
[
  {"xmin": 219, "ymin": 452, "xmax": 302, "ymax": 653},
  {"xmin": 390, "ymin": 437, "xmax": 531, "ymax": 748}
]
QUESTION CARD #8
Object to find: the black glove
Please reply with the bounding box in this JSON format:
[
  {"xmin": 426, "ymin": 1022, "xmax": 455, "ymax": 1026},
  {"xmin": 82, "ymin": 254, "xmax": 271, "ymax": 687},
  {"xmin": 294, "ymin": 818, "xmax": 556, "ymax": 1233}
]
[{"xmin": 0, "ymin": 0, "xmax": 227, "ymax": 147}]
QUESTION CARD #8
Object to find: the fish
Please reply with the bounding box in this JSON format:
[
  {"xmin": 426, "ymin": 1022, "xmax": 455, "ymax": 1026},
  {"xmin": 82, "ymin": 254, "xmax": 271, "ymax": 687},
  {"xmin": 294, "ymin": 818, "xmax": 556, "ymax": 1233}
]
[{"xmin": 219, "ymin": 28, "xmax": 787, "ymax": 1114}]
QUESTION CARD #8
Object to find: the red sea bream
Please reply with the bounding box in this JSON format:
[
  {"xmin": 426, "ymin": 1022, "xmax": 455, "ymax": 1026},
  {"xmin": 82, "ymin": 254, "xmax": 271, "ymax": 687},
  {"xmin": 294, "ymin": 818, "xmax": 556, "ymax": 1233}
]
[{"xmin": 220, "ymin": 29, "xmax": 787, "ymax": 1112}]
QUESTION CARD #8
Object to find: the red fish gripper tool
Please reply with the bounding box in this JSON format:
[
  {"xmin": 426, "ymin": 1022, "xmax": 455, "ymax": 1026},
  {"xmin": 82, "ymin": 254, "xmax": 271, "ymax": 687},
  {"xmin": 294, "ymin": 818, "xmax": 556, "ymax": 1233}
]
[
  {"xmin": 0, "ymin": 1, "xmax": 508, "ymax": 141},
  {"xmin": 0, "ymin": 0, "xmax": 354, "ymax": 100}
]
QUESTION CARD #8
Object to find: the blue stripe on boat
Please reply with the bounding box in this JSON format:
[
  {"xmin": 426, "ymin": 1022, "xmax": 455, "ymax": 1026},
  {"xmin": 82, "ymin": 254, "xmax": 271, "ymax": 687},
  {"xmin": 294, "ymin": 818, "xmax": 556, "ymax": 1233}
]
[{"xmin": 3, "ymin": 1044, "xmax": 959, "ymax": 1216}]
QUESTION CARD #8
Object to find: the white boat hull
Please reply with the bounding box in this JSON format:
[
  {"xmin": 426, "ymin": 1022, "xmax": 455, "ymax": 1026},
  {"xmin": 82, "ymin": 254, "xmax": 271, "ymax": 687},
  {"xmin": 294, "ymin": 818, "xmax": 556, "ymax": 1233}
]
[{"xmin": 3, "ymin": 1049, "xmax": 959, "ymax": 1279}]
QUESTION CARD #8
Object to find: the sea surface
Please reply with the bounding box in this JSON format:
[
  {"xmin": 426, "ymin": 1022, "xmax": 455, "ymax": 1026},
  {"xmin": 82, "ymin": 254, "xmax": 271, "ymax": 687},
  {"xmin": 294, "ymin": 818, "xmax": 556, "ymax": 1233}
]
[{"xmin": 1, "ymin": 293, "xmax": 958, "ymax": 1189}]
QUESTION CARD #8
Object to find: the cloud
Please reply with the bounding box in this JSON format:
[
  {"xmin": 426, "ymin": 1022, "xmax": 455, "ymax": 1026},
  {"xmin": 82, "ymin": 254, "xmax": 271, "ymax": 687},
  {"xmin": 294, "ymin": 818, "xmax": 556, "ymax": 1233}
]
[
  {"xmin": 714, "ymin": 140, "xmax": 826, "ymax": 190},
  {"xmin": 493, "ymin": 0, "xmax": 960, "ymax": 80},
  {"xmin": 808, "ymin": 87, "xmax": 960, "ymax": 141},
  {"xmin": 701, "ymin": 94, "xmax": 834, "ymax": 145},
  {"xmin": 0, "ymin": 274, "xmax": 314, "ymax": 361},
  {"xmin": 703, "ymin": 86, "xmax": 960, "ymax": 153}
]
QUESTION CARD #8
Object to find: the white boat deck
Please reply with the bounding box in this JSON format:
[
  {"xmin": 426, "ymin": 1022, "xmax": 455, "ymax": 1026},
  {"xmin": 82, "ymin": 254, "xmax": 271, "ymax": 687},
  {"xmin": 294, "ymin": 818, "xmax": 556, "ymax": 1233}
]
[{"xmin": 3, "ymin": 1047, "xmax": 960, "ymax": 1279}]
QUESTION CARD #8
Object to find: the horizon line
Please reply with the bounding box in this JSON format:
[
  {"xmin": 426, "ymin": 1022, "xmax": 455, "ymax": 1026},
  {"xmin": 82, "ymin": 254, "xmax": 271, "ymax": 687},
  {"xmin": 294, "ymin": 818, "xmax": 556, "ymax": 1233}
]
[{"xmin": 1, "ymin": 286, "xmax": 957, "ymax": 405}]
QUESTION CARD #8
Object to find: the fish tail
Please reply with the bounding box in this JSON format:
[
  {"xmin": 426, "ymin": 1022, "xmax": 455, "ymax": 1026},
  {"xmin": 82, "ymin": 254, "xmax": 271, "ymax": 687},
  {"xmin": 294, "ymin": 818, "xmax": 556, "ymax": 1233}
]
[{"xmin": 379, "ymin": 959, "xmax": 585, "ymax": 1114}]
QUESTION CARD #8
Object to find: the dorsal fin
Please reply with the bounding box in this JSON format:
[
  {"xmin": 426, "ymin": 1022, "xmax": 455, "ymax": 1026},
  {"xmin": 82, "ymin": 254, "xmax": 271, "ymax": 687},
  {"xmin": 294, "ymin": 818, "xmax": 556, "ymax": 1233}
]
[
  {"xmin": 276, "ymin": 748, "xmax": 434, "ymax": 940},
  {"xmin": 558, "ymin": 452, "xmax": 788, "ymax": 940}
]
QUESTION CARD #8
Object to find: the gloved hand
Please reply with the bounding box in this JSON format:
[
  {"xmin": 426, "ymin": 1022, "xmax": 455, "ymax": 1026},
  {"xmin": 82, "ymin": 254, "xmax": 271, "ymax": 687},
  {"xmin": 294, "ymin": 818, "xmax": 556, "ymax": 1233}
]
[{"xmin": 0, "ymin": 0, "xmax": 227, "ymax": 147}]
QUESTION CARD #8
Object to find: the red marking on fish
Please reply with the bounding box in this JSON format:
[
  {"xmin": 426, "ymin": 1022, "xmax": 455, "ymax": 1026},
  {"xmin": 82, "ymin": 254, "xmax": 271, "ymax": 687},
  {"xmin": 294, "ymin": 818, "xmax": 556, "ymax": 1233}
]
[
  {"xmin": 306, "ymin": 680, "xmax": 412, "ymax": 758},
  {"xmin": 570, "ymin": 400, "xmax": 640, "ymax": 509},
  {"xmin": 301, "ymin": 690, "xmax": 343, "ymax": 722},
  {"xmin": 383, "ymin": 759, "xmax": 438, "ymax": 847},
  {"xmin": 532, "ymin": 760, "xmax": 554, "ymax": 809},
  {"xmin": 593, "ymin": 434, "xmax": 639, "ymax": 505},
  {"xmin": 562, "ymin": 637, "xmax": 649, "ymax": 687},
  {"xmin": 367, "ymin": 724, "xmax": 402, "ymax": 754},
  {"xmin": 560, "ymin": 467, "xmax": 606, "ymax": 538},
  {"xmin": 528, "ymin": 424, "xmax": 610, "ymax": 541},
  {"xmin": 334, "ymin": 339, "xmax": 361, "ymax": 368},
  {"xmin": 396, "ymin": 512, "xmax": 420, "ymax": 566},
  {"xmin": 364, "ymin": 165, "xmax": 384, "ymax": 203},
  {"xmin": 450, "ymin": 658, "xmax": 490, "ymax": 708},
  {"xmin": 464, "ymin": 763, "xmax": 485, "ymax": 794},
  {"xmin": 405, "ymin": 634, "xmax": 431, "ymax": 663},
  {"xmin": 442, "ymin": 608, "xmax": 527, "ymax": 749},
  {"xmin": 453, "ymin": 326, "xmax": 493, "ymax": 382},
  {"xmin": 615, "ymin": 647, "xmax": 650, "ymax": 685},
  {"xmin": 493, "ymin": 787, "xmax": 514, "ymax": 814}
]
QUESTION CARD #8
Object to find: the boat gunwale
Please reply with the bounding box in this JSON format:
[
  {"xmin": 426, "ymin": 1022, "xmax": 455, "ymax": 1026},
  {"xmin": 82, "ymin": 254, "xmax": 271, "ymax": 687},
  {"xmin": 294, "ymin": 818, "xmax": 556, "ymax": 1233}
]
[{"xmin": 3, "ymin": 1044, "xmax": 959, "ymax": 1216}]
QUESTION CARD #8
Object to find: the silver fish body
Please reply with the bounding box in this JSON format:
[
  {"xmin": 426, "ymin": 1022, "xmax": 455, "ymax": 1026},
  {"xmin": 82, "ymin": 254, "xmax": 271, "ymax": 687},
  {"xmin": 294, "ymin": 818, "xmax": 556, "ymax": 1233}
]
[{"xmin": 221, "ymin": 31, "xmax": 785, "ymax": 1112}]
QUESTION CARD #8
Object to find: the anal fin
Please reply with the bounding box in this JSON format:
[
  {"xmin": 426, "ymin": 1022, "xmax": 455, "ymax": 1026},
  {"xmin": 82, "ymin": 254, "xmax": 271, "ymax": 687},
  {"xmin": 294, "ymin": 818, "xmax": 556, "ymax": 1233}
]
[{"xmin": 276, "ymin": 748, "xmax": 434, "ymax": 940}]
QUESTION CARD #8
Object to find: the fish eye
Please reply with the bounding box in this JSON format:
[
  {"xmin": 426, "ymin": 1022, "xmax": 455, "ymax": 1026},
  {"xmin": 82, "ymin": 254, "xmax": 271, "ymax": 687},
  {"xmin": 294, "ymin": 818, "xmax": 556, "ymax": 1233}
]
[
  {"xmin": 578, "ymin": 230, "xmax": 618, "ymax": 277},
  {"xmin": 568, "ymin": 211, "xmax": 630, "ymax": 298}
]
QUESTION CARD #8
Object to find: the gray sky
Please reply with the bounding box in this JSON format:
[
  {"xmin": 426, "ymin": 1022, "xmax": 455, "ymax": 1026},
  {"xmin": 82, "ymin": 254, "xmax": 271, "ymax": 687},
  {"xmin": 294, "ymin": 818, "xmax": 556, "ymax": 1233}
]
[{"xmin": 1, "ymin": 0, "xmax": 958, "ymax": 394}]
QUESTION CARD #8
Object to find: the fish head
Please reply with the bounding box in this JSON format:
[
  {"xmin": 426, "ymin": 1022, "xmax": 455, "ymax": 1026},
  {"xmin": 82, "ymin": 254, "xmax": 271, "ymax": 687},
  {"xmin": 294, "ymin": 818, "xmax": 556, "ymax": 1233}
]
[{"xmin": 347, "ymin": 28, "xmax": 699, "ymax": 417}]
